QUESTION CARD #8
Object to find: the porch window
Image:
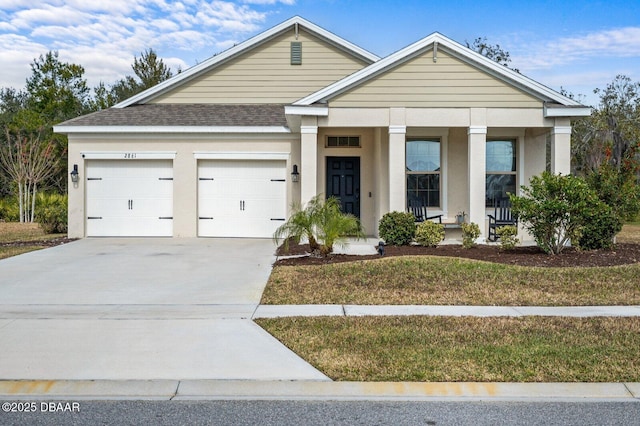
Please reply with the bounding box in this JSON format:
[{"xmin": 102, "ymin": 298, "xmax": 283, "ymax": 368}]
[
  {"xmin": 486, "ymin": 139, "xmax": 516, "ymax": 207},
  {"xmin": 406, "ymin": 139, "xmax": 440, "ymax": 208}
]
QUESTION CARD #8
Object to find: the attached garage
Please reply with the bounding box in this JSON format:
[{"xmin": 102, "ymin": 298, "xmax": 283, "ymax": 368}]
[
  {"xmin": 197, "ymin": 159, "xmax": 287, "ymax": 238},
  {"xmin": 85, "ymin": 159, "xmax": 173, "ymax": 237}
]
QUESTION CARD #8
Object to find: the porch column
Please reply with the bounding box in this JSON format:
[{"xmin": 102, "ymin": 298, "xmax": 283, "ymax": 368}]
[
  {"xmin": 468, "ymin": 126, "xmax": 487, "ymax": 241},
  {"xmin": 300, "ymin": 125, "xmax": 318, "ymax": 206},
  {"xmin": 388, "ymin": 125, "xmax": 406, "ymax": 212},
  {"xmin": 551, "ymin": 125, "xmax": 572, "ymax": 175}
]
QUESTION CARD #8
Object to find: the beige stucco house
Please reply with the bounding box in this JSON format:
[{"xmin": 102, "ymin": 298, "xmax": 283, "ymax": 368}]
[{"xmin": 55, "ymin": 16, "xmax": 590, "ymax": 241}]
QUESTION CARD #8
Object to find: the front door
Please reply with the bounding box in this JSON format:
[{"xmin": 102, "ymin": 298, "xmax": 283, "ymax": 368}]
[{"xmin": 326, "ymin": 157, "xmax": 360, "ymax": 217}]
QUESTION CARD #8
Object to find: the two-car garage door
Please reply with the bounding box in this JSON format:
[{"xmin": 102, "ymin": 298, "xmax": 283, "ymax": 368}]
[{"xmin": 84, "ymin": 158, "xmax": 287, "ymax": 238}]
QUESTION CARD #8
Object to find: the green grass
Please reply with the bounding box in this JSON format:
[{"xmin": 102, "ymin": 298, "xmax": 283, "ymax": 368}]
[
  {"xmin": 262, "ymin": 256, "xmax": 640, "ymax": 306},
  {"xmin": 256, "ymin": 316, "xmax": 640, "ymax": 382}
]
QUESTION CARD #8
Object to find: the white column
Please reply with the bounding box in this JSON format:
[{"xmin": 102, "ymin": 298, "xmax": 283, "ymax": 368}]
[
  {"xmin": 468, "ymin": 126, "xmax": 487, "ymax": 241},
  {"xmin": 300, "ymin": 125, "xmax": 318, "ymax": 206},
  {"xmin": 551, "ymin": 125, "xmax": 572, "ymax": 175},
  {"xmin": 388, "ymin": 125, "xmax": 406, "ymax": 213}
]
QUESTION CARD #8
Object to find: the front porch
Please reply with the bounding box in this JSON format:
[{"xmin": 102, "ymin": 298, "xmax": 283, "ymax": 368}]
[{"xmin": 290, "ymin": 108, "xmax": 572, "ymax": 242}]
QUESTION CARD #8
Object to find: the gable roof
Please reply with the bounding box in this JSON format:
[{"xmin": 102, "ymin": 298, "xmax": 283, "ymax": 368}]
[
  {"xmin": 292, "ymin": 32, "xmax": 589, "ymax": 113},
  {"xmin": 115, "ymin": 16, "xmax": 380, "ymax": 108}
]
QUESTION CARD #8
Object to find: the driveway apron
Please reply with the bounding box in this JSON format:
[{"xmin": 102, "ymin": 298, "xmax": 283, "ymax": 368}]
[{"xmin": 0, "ymin": 239, "xmax": 328, "ymax": 381}]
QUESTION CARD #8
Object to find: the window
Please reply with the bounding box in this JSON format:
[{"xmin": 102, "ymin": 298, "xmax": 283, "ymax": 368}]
[
  {"xmin": 486, "ymin": 140, "xmax": 516, "ymax": 207},
  {"xmin": 327, "ymin": 136, "xmax": 360, "ymax": 147},
  {"xmin": 406, "ymin": 139, "xmax": 440, "ymax": 208}
]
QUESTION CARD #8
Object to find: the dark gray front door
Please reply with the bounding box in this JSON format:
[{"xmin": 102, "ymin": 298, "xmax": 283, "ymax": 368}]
[{"xmin": 326, "ymin": 157, "xmax": 360, "ymax": 217}]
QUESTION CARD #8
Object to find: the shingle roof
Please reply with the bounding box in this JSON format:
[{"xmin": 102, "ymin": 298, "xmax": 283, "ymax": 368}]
[{"xmin": 57, "ymin": 104, "xmax": 288, "ymax": 127}]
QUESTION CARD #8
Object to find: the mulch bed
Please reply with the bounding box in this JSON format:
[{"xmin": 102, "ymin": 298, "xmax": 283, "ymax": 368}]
[
  {"xmin": 0, "ymin": 237, "xmax": 77, "ymax": 248},
  {"xmin": 275, "ymin": 242, "xmax": 640, "ymax": 268}
]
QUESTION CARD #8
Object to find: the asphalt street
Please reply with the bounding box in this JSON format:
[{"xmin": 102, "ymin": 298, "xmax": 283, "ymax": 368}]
[{"xmin": 2, "ymin": 400, "xmax": 639, "ymax": 426}]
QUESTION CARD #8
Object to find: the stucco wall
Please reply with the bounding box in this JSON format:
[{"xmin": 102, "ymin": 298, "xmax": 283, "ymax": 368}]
[{"xmin": 67, "ymin": 135, "xmax": 296, "ymax": 238}]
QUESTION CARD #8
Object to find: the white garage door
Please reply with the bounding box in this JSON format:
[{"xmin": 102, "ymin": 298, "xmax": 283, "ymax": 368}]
[
  {"xmin": 198, "ymin": 160, "xmax": 287, "ymax": 238},
  {"xmin": 86, "ymin": 160, "xmax": 173, "ymax": 237}
]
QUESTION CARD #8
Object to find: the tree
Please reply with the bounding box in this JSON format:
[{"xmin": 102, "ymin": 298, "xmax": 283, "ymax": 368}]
[
  {"xmin": 25, "ymin": 51, "xmax": 90, "ymax": 123},
  {"xmin": 0, "ymin": 128, "xmax": 64, "ymax": 222},
  {"xmin": 466, "ymin": 37, "xmax": 519, "ymax": 72},
  {"xmin": 572, "ymin": 75, "xmax": 640, "ymax": 176},
  {"xmin": 108, "ymin": 48, "xmax": 174, "ymax": 105}
]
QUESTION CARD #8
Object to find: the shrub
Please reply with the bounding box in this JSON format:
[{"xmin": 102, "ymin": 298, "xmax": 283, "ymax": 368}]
[
  {"xmin": 0, "ymin": 197, "xmax": 20, "ymax": 222},
  {"xmin": 415, "ymin": 221, "xmax": 445, "ymax": 247},
  {"xmin": 378, "ymin": 211, "xmax": 416, "ymax": 245},
  {"xmin": 36, "ymin": 193, "xmax": 68, "ymax": 234},
  {"xmin": 496, "ymin": 225, "xmax": 519, "ymax": 250},
  {"xmin": 577, "ymin": 204, "xmax": 621, "ymax": 250},
  {"xmin": 461, "ymin": 222, "xmax": 481, "ymax": 249},
  {"xmin": 510, "ymin": 172, "xmax": 603, "ymax": 255}
]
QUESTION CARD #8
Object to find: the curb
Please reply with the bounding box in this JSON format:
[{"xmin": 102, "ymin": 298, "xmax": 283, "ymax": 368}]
[{"xmin": 1, "ymin": 380, "xmax": 639, "ymax": 401}]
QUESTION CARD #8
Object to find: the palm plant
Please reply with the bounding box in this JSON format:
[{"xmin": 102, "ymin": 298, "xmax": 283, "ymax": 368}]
[
  {"xmin": 273, "ymin": 195, "xmax": 364, "ymax": 256},
  {"xmin": 314, "ymin": 196, "xmax": 364, "ymax": 256},
  {"xmin": 273, "ymin": 195, "xmax": 322, "ymax": 252}
]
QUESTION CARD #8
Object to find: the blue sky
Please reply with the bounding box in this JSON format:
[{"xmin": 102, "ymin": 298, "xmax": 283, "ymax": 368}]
[{"xmin": 1, "ymin": 0, "xmax": 639, "ymax": 107}]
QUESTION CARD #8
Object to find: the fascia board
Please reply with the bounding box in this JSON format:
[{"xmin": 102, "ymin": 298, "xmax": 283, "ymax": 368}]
[
  {"xmin": 544, "ymin": 105, "xmax": 592, "ymax": 117},
  {"xmin": 115, "ymin": 16, "xmax": 379, "ymax": 108},
  {"xmin": 54, "ymin": 125, "xmax": 291, "ymax": 134},
  {"xmin": 284, "ymin": 105, "xmax": 329, "ymax": 116}
]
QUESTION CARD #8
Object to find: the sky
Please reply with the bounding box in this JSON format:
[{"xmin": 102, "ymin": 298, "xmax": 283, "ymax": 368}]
[{"xmin": 1, "ymin": 0, "xmax": 639, "ymax": 107}]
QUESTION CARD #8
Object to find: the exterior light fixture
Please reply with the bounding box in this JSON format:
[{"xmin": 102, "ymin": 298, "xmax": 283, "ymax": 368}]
[
  {"xmin": 70, "ymin": 164, "xmax": 79, "ymax": 183},
  {"xmin": 291, "ymin": 164, "xmax": 300, "ymax": 183}
]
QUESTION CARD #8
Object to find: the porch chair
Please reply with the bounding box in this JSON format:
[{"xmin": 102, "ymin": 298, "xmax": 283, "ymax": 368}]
[
  {"xmin": 407, "ymin": 197, "xmax": 443, "ymax": 223},
  {"xmin": 487, "ymin": 197, "xmax": 517, "ymax": 242}
]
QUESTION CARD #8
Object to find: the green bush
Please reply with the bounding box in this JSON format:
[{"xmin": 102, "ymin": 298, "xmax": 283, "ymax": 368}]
[
  {"xmin": 461, "ymin": 222, "xmax": 481, "ymax": 249},
  {"xmin": 578, "ymin": 204, "xmax": 621, "ymax": 250},
  {"xmin": 378, "ymin": 211, "xmax": 416, "ymax": 245},
  {"xmin": 0, "ymin": 197, "xmax": 20, "ymax": 222},
  {"xmin": 510, "ymin": 172, "xmax": 605, "ymax": 255},
  {"xmin": 415, "ymin": 221, "xmax": 445, "ymax": 247},
  {"xmin": 496, "ymin": 225, "xmax": 519, "ymax": 250},
  {"xmin": 36, "ymin": 193, "xmax": 68, "ymax": 234}
]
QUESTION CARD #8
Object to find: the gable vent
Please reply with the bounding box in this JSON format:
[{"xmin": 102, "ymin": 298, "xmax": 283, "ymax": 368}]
[{"xmin": 290, "ymin": 41, "xmax": 302, "ymax": 65}]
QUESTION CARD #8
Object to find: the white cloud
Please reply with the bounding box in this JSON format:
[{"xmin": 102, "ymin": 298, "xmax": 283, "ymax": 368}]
[
  {"xmin": 512, "ymin": 27, "xmax": 640, "ymax": 71},
  {"xmin": 0, "ymin": 0, "xmax": 288, "ymax": 90}
]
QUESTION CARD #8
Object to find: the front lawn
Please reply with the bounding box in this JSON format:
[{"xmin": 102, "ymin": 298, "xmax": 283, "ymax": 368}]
[
  {"xmin": 262, "ymin": 224, "xmax": 640, "ymax": 306},
  {"xmin": 0, "ymin": 222, "xmax": 68, "ymax": 260},
  {"xmin": 256, "ymin": 316, "xmax": 640, "ymax": 382}
]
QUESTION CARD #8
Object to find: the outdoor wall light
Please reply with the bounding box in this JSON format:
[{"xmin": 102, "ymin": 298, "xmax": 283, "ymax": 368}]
[
  {"xmin": 291, "ymin": 164, "xmax": 300, "ymax": 183},
  {"xmin": 70, "ymin": 164, "xmax": 79, "ymax": 183}
]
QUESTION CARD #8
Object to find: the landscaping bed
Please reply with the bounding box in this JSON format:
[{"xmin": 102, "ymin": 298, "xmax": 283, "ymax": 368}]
[
  {"xmin": 276, "ymin": 241, "xmax": 640, "ymax": 268},
  {"xmin": 0, "ymin": 222, "xmax": 74, "ymax": 260}
]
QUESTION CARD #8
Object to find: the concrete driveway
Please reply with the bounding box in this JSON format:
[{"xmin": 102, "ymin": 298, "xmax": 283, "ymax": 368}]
[{"xmin": 0, "ymin": 239, "xmax": 328, "ymax": 381}]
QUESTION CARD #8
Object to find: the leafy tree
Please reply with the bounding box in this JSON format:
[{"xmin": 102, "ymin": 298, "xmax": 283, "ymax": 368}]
[
  {"xmin": 25, "ymin": 51, "xmax": 90, "ymax": 123},
  {"xmin": 108, "ymin": 48, "xmax": 174, "ymax": 105},
  {"xmin": 273, "ymin": 195, "xmax": 322, "ymax": 252},
  {"xmin": 572, "ymin": 75, "xmax": 640, "ymax": 176},
  {"xmin": 466, "ymin": 37, "xmax": 519, "ymax": 72}
]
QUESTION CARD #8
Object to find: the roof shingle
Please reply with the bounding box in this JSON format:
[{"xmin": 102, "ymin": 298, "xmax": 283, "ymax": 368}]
[{"xmin": 57, "ymin": 104, "xmax": 288, "ymax": 128}]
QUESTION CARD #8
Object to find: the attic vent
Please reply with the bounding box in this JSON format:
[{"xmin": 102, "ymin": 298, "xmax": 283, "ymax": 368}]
[{"xmin": 291, "ymin": 41, "xmax": 302, "ymax": 65}]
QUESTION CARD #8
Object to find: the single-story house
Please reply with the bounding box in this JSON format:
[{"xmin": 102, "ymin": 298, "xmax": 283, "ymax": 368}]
[{"xmin": 54, "ymin": 16, "xmax": 590, "ymax": 241}]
